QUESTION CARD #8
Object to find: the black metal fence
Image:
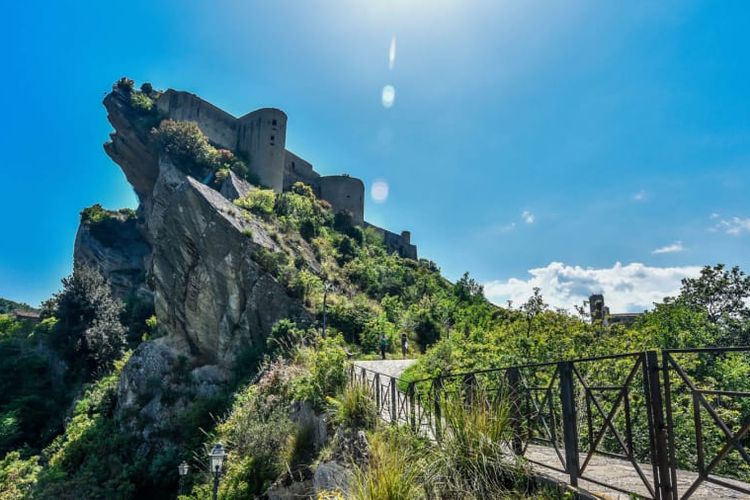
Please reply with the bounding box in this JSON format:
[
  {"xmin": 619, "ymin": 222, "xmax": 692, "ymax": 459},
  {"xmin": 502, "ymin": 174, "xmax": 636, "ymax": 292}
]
[{"xmin": 349, "ymin": 347, "xmax": 750, "ymax": 499}]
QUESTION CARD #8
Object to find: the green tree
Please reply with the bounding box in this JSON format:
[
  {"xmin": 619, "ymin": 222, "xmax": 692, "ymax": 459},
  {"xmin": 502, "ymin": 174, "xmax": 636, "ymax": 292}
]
[
  {"xmin": 679, "ymin": 264, "xmax": 750, "ymax": 336},
  {"xmin": 47, "ymin": 266, "xmax": 127, "ymax": 380}
]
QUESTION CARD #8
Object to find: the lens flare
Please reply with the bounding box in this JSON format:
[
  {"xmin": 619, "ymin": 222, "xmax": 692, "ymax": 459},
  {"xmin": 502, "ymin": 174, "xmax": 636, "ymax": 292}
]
[
  {"xmin": 381, "ymin": 85, "xmax": 395, "ymax": 108},
  {"xmin": 389, "ymin": 35, "xmax": 397, "ymax": 70},
  {"xmin": 371, "ymin": 180, "xmax": 390, "ymax": 203}
]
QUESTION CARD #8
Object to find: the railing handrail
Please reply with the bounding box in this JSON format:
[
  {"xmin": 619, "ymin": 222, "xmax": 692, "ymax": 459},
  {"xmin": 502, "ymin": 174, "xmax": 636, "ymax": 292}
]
[{"xmin": 355, "ymin": 346, "xmax": 750, "ymax": 387}]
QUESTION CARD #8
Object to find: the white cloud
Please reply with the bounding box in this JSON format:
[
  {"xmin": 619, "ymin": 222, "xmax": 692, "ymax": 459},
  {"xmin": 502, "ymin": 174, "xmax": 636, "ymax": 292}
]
[
  {"xmin": 652, "ymin": 241, "xmax": 684, "ymax": 255},
  {"xmin": 712, "ymin": 215, "xmax": 750, "ymax": 236},
  {"xmin": 483, "ymin": 262, "xmax": 701, "ymax": 313},
  {"xmin": 521, "ymin": 210, "xmax": 535, "ymax": 224},
  {"xmin": 632, "ymin": 190, "xmax": 647, "ymax": 202}
]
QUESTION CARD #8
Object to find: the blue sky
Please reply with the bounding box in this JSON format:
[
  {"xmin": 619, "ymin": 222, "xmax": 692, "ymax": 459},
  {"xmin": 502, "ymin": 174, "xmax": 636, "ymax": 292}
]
[{"xmin": 1, "ymin": 0, "xmax": 748, "ymax": 311}]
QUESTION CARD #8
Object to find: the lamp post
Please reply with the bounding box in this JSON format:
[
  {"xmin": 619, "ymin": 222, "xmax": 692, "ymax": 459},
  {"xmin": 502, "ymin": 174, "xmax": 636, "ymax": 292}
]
[
  {"xmin": 177, "ymin": 461, "xmax": 189, "ymax": 495},
  {"xmin": 322, "ymin": 281, "xmax": 333, "ymax": 338},
  {"xmin": 209, "ymin": 443, "xmax": 227, "ymax": 500}
]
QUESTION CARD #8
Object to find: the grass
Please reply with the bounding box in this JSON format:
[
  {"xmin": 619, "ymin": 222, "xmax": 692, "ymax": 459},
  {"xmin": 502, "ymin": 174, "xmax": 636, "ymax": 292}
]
[
  {"xmin": 327, "ymin": 383, "xmax": 378, "ymax": 431},
  {"xmin": 346, "ymin": 384, "xmax": 545, "ymax": 499},
  {"xmin": 350, "ymin": 428, "xmax": 425, "ymax": 500},
  {"xmin": 425, "ymin": 388, "xmax": 534, "ymax": 499}
]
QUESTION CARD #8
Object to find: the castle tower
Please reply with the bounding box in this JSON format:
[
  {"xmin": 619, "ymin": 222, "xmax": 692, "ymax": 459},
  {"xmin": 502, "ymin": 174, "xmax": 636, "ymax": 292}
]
[
  {"xmin": 237, "ymin": 108, "xmax": 288, "ymax": 192},
  {"xmin": 316, "ymin": 175, "xmax": 365, "ymax": 225}
]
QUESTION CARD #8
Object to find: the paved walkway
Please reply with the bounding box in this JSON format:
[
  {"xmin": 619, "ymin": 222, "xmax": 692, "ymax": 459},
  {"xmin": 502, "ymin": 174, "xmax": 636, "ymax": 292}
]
[{"xmin": 352, "ymin": 359, "xmax": 750, "ymax": 500}]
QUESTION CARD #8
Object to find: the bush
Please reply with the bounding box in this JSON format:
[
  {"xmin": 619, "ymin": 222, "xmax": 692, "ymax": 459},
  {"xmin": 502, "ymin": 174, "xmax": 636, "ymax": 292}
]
[
  {"xmin": 115, "ymin": 77, "xmax": 134, "ymax": 92},
  {"xmin": 234, "ymin": 189, "xmax": 276, "ymax": 215},
  {"xmin": 274, "ymin": 182, "xmax": 332, "ymax": 235},
  {"xmin": 267, "ymin": 319, "xmax": 308, "ymax": 354},
  {"xmin": 129, "ymin": 91, "xmax": 154, "ymax": 113},
  {"xmin": 0, "ymin": 451, "xmax": 41, "ymax": 499},
  {"xmin": 252, "ymin": 248, "xmax": 288, "ymax": 276},
  {"xmin": 46, "ymin": 266, "xmax": 127, "ymax": 380},
  {"xmin": 140, "ymin": 82, "xmax": 153, "ymax": 94},
  {"xmin": 80, "ymin": 204, "xmax": 111, "ymax": 225},
  {"xmin": 350, "ymin": 428, "xmax": 424, "ymax": 500},
  {"xmin": 327, "ymin": 384, "xmax": 377, "ymax": 430},
  {"xmin": 425, "ymin": 390, "xmax": 526, "ymax": 497},
  {"xmin": 152, "ymin": 120, "xmax": 215, "ymax": 177},
  {"xmin": 292, "ymin": 336, "xmax": 348, "ymax": 409}
]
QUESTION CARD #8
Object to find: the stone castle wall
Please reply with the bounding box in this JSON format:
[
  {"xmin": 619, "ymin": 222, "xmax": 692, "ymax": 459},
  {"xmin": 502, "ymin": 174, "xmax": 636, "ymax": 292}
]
[
  {"xmin": 154, "ymin": 89, "xmax": 416, "ymax": 258},
  {"xmin": 316, "ymin": 175, "xmax": 364, "ymax": 225}
]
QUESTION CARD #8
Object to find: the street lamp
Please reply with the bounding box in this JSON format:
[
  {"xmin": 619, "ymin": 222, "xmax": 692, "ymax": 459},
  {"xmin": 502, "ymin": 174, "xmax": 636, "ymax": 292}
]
[
  {"xmin": 209, "ymin": 443, "xmax": 227, "ymax": 500},
  {"xmin": 322, "ymin": 281, "xmax": 334, "ymax": 338},
  {"xmin": 177, "ymin": 461, "xmax": 189, "ymax": 494}
]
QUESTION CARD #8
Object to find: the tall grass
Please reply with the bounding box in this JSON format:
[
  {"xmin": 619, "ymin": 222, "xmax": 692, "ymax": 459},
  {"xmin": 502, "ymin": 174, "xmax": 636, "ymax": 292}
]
[
  {"xmin": 327, "ymin": 383, "xmax": 378, "ymax": 430},
  {"xmin": 425, "ymin": 388, "xmax": 530, "ymax": 499},
  {"xmin": 350, "ymin": 428, "xmax": 425, "ymax": 500}
]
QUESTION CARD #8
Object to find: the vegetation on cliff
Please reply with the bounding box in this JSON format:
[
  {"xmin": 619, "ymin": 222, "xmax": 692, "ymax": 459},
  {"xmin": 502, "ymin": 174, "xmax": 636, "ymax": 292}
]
[{"xmin": 3, "ymin": 78, "xmax": 750, "ymax": 498}]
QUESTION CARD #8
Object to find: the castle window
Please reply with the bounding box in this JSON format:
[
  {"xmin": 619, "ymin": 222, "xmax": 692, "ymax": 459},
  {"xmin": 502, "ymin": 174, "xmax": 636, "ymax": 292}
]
[
  {"xmin": 272, "ymin": 119, "xmax": 277, "ymax": 126},
  {"xmin": 270, "ymin": 135, "xmax": 275, "ymax": 141}
]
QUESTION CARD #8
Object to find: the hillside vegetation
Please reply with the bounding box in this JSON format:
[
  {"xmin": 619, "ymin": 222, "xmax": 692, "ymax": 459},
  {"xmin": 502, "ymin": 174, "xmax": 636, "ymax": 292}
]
[{"xmin": 1, "ymin": 78, "xmax": 749, "ymax": 498}]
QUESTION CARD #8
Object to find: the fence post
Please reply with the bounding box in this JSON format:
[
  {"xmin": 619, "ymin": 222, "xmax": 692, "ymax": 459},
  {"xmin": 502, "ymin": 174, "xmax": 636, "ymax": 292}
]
[
  {"xmin": 559, "ymin": 361, "xmax": 579, "ymax": 487},
  {"xmin": 645, "ymin": 350, "xmax": 674, "ymax": 500},
  {"xmin": 463, "ymin": 373, "xmax": 476, "ymax": 409},
  {"xmin": 408, "ymin": 382, "xmax": 416, "ymax": 431},
  {"xmin": 374, "ymin": 372, "xmax": 381, "ymax": 413},
  {"xmin": 390, "ymin": 376, "xmax": 398, "ymax": 424},
  {"xmin": 506, "ymin": 367, "xmax": 524, "ymax": 455},
  {"xmin": 433, "ymin": 376, "xmax": 443, "ymax": 441}
]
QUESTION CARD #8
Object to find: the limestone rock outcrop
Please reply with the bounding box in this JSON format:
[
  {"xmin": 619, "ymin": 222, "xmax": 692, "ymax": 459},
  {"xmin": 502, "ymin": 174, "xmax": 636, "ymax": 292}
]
[
  {"xmin": 73, "ymin": 211, "xmax": 151, "ymax": 301},
  {"xmin": 79, "ymin": 87, "xmax": 318, "ymax": 436}
]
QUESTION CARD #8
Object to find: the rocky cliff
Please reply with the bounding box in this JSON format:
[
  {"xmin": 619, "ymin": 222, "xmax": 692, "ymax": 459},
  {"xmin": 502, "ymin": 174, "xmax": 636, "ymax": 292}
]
[{"xmin": 76, "ymin": 85, "xmax": 322, "ymax": 436}]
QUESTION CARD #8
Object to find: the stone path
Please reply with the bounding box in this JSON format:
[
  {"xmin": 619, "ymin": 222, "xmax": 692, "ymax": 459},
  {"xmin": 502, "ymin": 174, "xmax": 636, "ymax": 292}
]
[{"xmin": 352, "ymin": 359, "xmax": 750, "ymax": 500}]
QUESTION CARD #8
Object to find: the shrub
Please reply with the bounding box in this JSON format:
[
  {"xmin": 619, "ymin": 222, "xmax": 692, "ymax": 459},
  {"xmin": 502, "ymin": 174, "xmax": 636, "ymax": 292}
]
[
  {"xmin": 152, "ymin": 120, "xmax": 215, "ymax": 177},
  {"xmin": 425, "ymin": 390, "xmax": 526, "ymax": 498},
  {"xmin": 140, "ymin": 82, "xmax": 153, "ymax": 94},
  {"xmin": 274, "ymin": 182, "xmax": 332, "ymax": 235},
  {"xmin": 115, "ymin": 77, "xmax": 134, "ymax": 92},
  {"xmin": 350, "ymin": 428, "xmax": 424, "ymax": 500},
  {"xmin": 0, "ymin": 451, "xmax": 41, "ymax": 499},
  {"xmin": 234, "ymin": 189, "xmax": 276, "ymax": 215},
  {"xmin": 252, "ymin": 248, "xmax": 288, "ymax": 276},
  {"xmin": 292, "ymin": 336, "xmax": 348, "ymax": 409},
  {"xmin": 46, "ymin": 266, "xmax": 127, "ymax": 379},
  {"xmin": 129, "ymin": 91, "xmax": 154, "ymax": 113},
  {"xmin": 267, "ymin": 319, "xmax": 307, "ymax": 354},
  {"xmin": 80, "ymin": 204, "xmax": 110, "ymax": 225},
  {"xmin": 327, "ymin": 384, "xmax": 377, "ymax": 430}
]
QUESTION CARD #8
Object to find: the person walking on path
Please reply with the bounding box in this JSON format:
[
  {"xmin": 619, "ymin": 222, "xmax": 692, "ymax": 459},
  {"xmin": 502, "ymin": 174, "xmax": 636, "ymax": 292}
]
[
  {"xmin": 379, "ymin": 335, "xmax": 388, "ymax": 360},
  {"xmin": 400, "ymin": 333, "xmax": 409, "ymax": 358}
]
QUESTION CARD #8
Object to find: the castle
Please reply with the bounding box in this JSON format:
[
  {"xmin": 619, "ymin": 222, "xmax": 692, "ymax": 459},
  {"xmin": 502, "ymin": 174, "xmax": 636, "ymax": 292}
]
[
  {"xmin": 155, "ymin": 90, "xmax": 416, "ymax": 259},
  {"xmin": 588, "ymin": 294, "xmax": 641, "ymax": 326}
]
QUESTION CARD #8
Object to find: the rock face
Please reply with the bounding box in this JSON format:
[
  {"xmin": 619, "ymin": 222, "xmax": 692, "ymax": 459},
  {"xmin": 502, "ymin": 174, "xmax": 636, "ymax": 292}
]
[
  {"xmin": 83, "ymin": 87, "xmax": 317, "ymax": 436},
  {"xmin": 73, "ymin": 212, "xmax": 151, "ymax": 301},
  {"xmin": 146, "ymin": 159, "xmax": 309, "ymax": 366}
]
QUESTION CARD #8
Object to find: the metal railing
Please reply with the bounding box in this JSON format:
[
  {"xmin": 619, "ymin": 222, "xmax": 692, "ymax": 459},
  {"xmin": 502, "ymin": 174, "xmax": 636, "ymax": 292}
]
[{"xmin": 349, "ymin": 347, "xmax": 750, "ymax": 499}]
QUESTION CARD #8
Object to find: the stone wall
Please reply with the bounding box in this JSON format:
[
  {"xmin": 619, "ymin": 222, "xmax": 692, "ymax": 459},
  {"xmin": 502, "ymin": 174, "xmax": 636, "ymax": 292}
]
[
  {"xmin": 155, "ymin": 90, "xmax": 238, "ymax": 150},
  {"xmin": 152, "ymin": 88, "xmax": 417, "ymax": 258},
  {"xmin": 284, "ymin": 150, "xmax": 319, "ymax": 190},
  {"xmin": 316, "ymin": 175, "xmax": 364, "ymax": 225},
  {"xmin": 364, "ymin": 223, "xmax": 417, "ymax": 259}
]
